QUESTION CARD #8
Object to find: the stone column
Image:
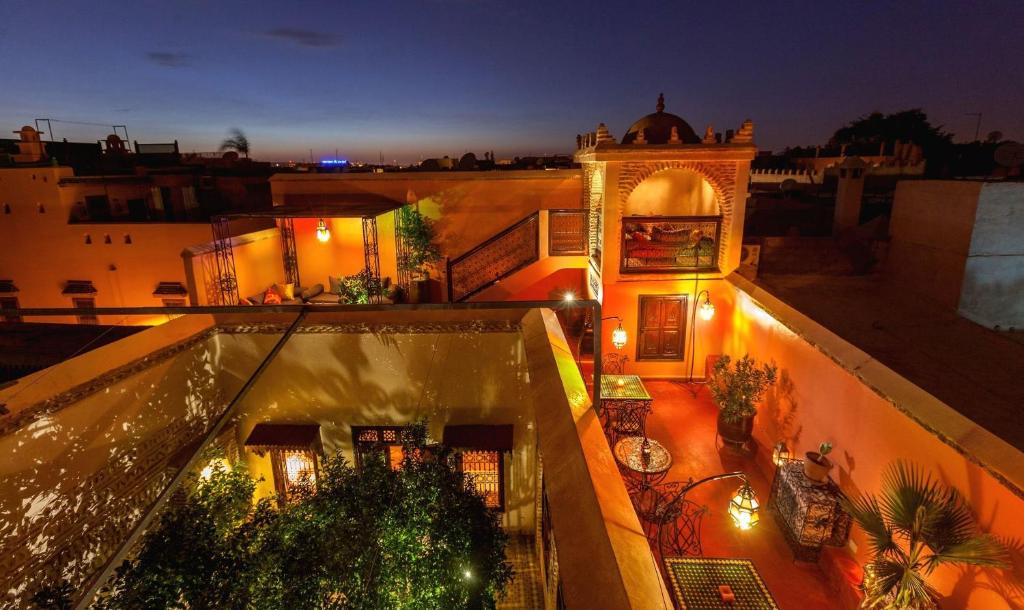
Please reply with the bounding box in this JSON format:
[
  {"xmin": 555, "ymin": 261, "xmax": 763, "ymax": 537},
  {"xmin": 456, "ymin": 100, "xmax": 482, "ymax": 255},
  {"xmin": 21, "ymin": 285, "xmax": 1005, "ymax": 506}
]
[{"xmin": 833, "ymin": 157, "xmax": 867, "ymax": 235}]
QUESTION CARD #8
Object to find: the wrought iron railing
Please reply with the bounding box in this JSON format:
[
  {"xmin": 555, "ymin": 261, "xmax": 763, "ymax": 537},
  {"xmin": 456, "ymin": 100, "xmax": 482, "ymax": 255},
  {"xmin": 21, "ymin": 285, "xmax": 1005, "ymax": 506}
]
[
  {"xmin": 548, "ymin": 209, "xmax": 589, "ymax": 255},
  {"xmin": 447, "ymin": 212, "xmax": 540, "ymax": 302}
]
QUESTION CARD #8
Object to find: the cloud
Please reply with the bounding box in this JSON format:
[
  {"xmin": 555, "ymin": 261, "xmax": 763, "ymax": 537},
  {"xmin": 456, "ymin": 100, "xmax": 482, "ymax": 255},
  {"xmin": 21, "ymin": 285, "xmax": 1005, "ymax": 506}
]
[
  {"xmin": 263, "ymin": 28, "xmax": 340, "ymax": 48},
  {"xmin": 146, "ymin": 52, "xmax": 190, "ymax": 67}
]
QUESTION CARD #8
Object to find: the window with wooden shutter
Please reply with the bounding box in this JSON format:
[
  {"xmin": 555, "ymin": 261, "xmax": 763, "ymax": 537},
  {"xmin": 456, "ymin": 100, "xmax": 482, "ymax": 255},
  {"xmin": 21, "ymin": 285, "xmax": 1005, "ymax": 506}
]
[{"xmin": 636, "ymin": 295, "xmax": 687, "ymax": 361}]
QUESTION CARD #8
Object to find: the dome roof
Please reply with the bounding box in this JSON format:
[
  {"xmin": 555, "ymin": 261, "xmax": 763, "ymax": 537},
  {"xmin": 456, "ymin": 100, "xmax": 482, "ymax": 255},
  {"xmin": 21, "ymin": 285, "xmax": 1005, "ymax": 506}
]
[{"xmin": 621, "ymin": 94, "xmax": 700, "ymax": 145}]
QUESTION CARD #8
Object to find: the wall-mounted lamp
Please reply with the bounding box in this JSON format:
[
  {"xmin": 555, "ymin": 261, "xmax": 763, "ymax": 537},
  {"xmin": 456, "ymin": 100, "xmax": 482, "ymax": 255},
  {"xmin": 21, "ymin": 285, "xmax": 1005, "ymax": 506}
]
[{"xmin": 315, "ymin": 218, "xmax": 331, "ymax": 243}]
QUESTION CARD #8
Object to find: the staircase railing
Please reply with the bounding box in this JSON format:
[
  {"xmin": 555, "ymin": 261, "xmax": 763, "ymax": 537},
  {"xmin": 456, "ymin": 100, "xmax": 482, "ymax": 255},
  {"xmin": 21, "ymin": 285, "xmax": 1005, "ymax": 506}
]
[{"xmin": 447, "ymin": 212, "xmax": 540, "ymax": 302}]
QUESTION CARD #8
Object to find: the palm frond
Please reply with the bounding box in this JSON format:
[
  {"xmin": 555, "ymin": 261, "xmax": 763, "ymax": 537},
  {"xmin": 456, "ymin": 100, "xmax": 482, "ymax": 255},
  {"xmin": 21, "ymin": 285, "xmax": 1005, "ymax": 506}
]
[
  {"xmin": 922, "ymin": 535, "xmax": 1009, "ymax": 573},
  {"xmin": 842, "ymin": 493, "xmax": 898, "ymax": 557},
  {"xmin": 877, "ymin": 461, "xmax": 941, "ymax": 537}
]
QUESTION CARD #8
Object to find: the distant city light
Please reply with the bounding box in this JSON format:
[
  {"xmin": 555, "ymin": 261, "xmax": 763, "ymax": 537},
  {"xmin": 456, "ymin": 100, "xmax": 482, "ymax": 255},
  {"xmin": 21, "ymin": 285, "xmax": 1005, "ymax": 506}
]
[{"xmin": 320, "ymin": 158, "xmax": 349, "ymax": 166}]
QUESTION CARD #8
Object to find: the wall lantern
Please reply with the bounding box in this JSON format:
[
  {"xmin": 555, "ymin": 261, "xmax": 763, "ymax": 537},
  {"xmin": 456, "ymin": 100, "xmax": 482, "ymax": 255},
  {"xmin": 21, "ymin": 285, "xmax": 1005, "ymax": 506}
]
[
  {"xmin": 315, "ymin": 218, "xmax": 331, "ymax": 243},
  {"xmin": 728, "ymin": 482, "xmax": 760, "ymax": 530},
  {"xmin": 772, "ymin": 441, "xmax": 792, "ymax": 467},
  {"xmin": 699, "ymin": 293, "xmax": 716, "ymax": 321}
]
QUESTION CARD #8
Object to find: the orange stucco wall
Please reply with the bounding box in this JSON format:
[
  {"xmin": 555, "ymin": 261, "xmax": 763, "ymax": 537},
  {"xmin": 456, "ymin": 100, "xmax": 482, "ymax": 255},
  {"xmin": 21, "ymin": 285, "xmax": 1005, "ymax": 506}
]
[
  {"xmin": 721, "ymin": 276, "xmax": 1024, "ymax": 609},
  {"xmin": 0, "ymin": 167, "xmax": 207, "ymax": 324},
  {"xmin": 270, "ymin": 171, "xmax": 582, "ymax": 267}
]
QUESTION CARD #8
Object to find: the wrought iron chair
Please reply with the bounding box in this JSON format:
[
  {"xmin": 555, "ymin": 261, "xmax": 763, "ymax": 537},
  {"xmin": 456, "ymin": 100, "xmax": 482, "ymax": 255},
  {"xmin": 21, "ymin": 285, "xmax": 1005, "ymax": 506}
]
[
  {"xmin": 655, "ymin": 491, "xmax": 712, "ymax": 560},
  {"xmin": 608, "ymin": 400, "xmax": 650, "ymax": 445},
  {"xmin": 602, "ymin": 352, "xmax": 629, "ymax": 374}
]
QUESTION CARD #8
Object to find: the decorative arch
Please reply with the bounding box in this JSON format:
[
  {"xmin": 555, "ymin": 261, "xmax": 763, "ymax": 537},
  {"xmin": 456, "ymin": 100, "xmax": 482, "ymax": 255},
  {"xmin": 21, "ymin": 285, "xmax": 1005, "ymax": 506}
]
[{"xmin": 617, "ymin": 161, "xmax": 739, "ymax": 268}]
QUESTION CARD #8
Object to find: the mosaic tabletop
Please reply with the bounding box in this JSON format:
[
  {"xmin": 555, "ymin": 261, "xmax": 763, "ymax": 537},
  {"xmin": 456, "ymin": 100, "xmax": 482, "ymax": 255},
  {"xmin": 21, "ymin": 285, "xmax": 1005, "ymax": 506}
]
[
  {"xmin": 600, "ymin": 375, "xmax": 652, "ymax": 401},
  {"xmin": 665, "ymin": 557, "xmax": 780, "ymax": 610},
  {"xmin": 613, "ymin": 436, "xmax": 672, "ymax": 474}
]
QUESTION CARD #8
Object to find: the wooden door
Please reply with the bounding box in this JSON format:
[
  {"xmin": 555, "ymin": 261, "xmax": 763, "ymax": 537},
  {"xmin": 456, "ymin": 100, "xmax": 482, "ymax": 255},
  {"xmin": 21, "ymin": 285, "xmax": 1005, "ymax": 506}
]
[{"xmin": 637, "ymin": 295, "xmax": 687, "ymax": 360}]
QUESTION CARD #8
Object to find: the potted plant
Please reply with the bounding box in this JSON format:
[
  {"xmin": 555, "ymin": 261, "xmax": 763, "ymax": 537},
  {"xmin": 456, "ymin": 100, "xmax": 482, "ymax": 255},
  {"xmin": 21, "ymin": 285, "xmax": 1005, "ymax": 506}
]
[
  {"xmin": 804, "ymin": 441, "xmax": 834, "ymax": 483},
  {"xmin": 708, "ymin": 354, "xmax": 778, "ymax": 447},
  {"xmin": 843, "ymin": 461, "xmax": 1007, "ymax": 609},
  {"xmin": 396, "ymin": 206, "xmax": 442, "ymax": 302}
]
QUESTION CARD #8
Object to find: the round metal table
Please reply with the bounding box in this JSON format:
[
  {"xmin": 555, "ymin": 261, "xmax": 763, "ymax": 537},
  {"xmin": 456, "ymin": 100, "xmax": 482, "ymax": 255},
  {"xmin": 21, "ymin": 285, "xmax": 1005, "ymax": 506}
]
[{"xmin": 614, "ymin": 435, "xmax": 672, "ymax": 477}]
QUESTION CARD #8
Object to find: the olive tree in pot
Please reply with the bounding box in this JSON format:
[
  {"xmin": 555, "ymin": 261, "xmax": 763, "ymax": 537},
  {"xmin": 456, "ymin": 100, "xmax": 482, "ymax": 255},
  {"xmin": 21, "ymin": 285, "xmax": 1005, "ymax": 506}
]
[
  {"xmin": 708, "ymin": 354, "xmax": 777, "ymax": 447},
  {"xmin": 397, "ymin": 205, "xmax": 442, "ymax": 302},
  {"xmin": 843, "ymin": 461, "xmax": 1007, "ymax": 610}
]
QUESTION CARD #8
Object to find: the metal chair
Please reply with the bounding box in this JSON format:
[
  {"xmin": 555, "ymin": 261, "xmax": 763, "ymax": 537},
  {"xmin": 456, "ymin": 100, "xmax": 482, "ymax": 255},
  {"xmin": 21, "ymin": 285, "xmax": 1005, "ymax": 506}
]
[
  {"xmin": 602, "ymin": 352, "xmax": 629, "ymax": 374},
  {"xmin": 655, "ymin": 484, "xmax": 709, "ymax": 558}
]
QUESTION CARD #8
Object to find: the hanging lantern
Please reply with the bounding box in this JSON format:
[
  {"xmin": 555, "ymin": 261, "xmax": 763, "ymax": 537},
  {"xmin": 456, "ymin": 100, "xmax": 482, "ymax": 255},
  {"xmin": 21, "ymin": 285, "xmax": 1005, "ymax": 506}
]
[
  {"xmin": 315, "ymin": 218, "xmax": 331, "ymax": 243},
  {"xmin": 772, "ymin": 441, "xmax": 791, "ymax": 467},
  {"xmin": 728, "ymin": 482, "xmax": 760, "ymax": 530},
  {"xmin": 611, "ymin": 322, "xmax": 628, "ymax": 350},
  {"xmin": 699, "ymin": 295, "xmax": 716, "ymax": 321}
]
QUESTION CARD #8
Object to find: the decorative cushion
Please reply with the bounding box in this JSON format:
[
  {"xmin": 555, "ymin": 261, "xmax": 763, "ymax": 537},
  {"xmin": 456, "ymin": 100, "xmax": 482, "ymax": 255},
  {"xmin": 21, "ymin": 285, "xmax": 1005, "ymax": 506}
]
[
  {"xmin": 328, "ymin": 275, "xmax": 343, "ymax": 295},
  {"xmin": 273, "ymin": 282, "xmax": 295, "ymax": 300},
  {"xmin": 238, "ymin": 297, "xmax": 254, "ymax": 306},
  {"xmin": 301, "ymin": 283, "xmax": 324, "ymax": 301},
  {"xmin": 247, "ymin": 292, "xmax": 266, "ymax": 305},
  {"xmin": 262, "ymin": 288, "xmax": 282, "ymax": 305}
]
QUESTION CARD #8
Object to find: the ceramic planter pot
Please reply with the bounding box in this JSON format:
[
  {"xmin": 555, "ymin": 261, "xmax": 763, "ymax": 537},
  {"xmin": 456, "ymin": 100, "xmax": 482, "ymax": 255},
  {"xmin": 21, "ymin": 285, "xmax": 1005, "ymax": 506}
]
[
  {"xmin": 717, "ymin": 412, "xmax": 754, "ymax": 446},
  {"xmin": 803, "ymin": 451, "xmax": 833, "ymax": 483}
]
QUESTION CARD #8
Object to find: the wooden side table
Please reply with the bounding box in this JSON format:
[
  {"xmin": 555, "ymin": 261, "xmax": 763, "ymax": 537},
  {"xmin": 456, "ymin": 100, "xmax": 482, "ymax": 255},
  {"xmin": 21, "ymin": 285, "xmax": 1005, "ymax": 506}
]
[{"xmin": 768, "ymin": 460, "xmax": 852, "ymax": 561}]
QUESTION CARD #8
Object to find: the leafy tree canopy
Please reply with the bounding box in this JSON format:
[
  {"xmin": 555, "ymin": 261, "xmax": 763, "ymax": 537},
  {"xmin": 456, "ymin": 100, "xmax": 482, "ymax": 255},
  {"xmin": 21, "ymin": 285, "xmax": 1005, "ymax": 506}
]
[
  {"xmin": 831, "ymin": 109, "xmax": 952, "ymax": 150},
  {"xmin": 220, "ymin": 128, "xmax": 251, "ymax": 159},
  {"xmin": 44, "ymin": 422, "xmax": 511, "ymax": 610}
]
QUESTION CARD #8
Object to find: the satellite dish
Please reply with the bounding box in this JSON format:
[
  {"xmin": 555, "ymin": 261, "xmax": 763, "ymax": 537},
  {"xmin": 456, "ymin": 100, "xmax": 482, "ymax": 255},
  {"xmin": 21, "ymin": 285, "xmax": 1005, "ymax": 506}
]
[
  {"xmin": 994, "ymin": 142, "xmax": 1024, "ymax": 168},
  {"xmin": 779, "ymin": 178, "xmax": 798, "ymax": 193}
]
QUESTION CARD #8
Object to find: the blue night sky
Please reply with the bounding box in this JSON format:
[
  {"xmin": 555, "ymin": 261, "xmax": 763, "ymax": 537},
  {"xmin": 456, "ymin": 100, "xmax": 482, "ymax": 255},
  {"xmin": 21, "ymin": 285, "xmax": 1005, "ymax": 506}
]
[{"xmin": 1, "ymin": 0, "xmax": 1021, "ymax": 163}]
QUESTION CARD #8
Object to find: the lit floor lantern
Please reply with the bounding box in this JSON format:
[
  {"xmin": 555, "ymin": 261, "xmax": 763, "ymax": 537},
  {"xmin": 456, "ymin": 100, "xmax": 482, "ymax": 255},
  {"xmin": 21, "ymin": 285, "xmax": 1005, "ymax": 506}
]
[
  {"xmin": 315, "ymin": 218, "xmax": 331, "ymax": 243},
  {"xmin": 772, "ymin": 440, "xmax": 792, "ymax": 467},
  {"xmin": 729, "ymin": 482, "xmax": 760, "ymax": 530},
  {"xmin": 699, "ymin": 294, "xmax": 716, "ymax": 321}
]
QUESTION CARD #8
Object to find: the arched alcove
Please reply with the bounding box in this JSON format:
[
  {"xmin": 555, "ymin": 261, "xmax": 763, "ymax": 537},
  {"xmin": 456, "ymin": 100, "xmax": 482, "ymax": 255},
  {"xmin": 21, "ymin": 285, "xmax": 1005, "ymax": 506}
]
[{"xmin": 624, "ymin": 168, "xmax": 719, "ymax": 217}]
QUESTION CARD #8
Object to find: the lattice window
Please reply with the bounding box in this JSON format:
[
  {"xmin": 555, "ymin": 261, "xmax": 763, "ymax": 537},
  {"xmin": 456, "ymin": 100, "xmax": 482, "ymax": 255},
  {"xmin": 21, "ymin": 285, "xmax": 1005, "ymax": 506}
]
[
  {"xmin": 270, "ymin": 448, "xmax": 318, "ymax": 503},
  {"xmin": 353, "ymin": 425, "xmax": 409, "ymax": 470},
  {"xmin": 460, "ymin": 450, "xmax": 503, "ymax": 510}
]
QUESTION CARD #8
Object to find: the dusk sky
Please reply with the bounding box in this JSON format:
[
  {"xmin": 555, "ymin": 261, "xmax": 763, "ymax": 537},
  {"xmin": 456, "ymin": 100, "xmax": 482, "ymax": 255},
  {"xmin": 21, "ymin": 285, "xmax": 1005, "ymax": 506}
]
[{"xmin": 2, "ymin": 0, "xmax": 1021, "ymax": 163}]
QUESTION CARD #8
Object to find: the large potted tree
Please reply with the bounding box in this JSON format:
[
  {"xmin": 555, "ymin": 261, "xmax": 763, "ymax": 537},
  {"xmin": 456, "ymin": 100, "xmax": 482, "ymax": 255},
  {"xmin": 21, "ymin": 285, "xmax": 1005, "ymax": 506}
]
[
  {"xmin": 708, "ymin": 354, "xmax": 777, "ymax": 447},
  {"xmin": 843, "ymin": 461, "xmax": 1007, "ymax": 609},
  {"xmin": 397, "ymin": 205, "xmax": 442, "ymax": 303}
]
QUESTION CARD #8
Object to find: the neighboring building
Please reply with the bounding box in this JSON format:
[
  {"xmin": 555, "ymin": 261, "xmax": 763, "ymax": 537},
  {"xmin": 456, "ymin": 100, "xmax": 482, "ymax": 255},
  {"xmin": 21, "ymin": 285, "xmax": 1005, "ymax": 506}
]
[
  {"xmin": 0, "ymin": 126, "xmax": 275, "ymax": 324},
  {"xmin": 887, "ymin": 180, "xmax": 1024, "ymax": 329}
]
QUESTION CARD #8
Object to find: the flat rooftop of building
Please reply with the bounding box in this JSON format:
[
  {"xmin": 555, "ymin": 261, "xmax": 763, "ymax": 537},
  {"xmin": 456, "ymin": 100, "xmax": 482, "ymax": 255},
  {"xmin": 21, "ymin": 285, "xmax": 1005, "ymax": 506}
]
[{"xmin": 756, "ymin": 273, "xmax": 1024, "ymax": 452}]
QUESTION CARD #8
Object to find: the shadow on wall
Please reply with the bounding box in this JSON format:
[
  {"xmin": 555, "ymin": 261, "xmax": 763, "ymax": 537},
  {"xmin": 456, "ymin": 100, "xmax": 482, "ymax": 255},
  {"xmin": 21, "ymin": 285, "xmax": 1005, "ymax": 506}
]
[{"xmin": 0, "ymin": 337, "xmax": 243, "ymax": 606}]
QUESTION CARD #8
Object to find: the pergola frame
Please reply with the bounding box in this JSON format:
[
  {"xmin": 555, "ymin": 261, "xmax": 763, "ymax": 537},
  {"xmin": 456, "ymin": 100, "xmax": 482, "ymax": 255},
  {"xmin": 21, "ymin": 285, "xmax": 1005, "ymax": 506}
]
[{"xmin": 210, "ymin": 194, "xmax": 405, "ymax": 305}]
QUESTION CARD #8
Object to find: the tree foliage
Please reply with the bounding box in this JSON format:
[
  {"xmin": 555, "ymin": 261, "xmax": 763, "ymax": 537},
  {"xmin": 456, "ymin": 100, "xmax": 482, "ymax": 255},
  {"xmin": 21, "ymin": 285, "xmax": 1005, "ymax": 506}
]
[
  {"xmin": 842, "ymin": 461, "xmax": 1007, "ymax": 609},
  {"xmin": 831, "ymin": 109, "xmax": 952, "ymax": 150},
  {"xmin": 709, "ymin": 354, "xmax": 778, "ymax": 423},
  {"xmin": 56, "ymin": 423, "xmax": 510, "ymax": 610},
  {"xmin": 219, "ymin": 128, "xmax": 251, "ymax": 159},
  {"xmin": 396, "ymin": 206, "xmax": 442, "ymax": 276}
]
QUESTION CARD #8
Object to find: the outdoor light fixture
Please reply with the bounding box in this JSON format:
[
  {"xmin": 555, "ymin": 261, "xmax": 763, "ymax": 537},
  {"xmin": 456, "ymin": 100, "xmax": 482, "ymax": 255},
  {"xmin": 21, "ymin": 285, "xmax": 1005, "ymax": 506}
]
[
  {"xmin": 602, "ymin": 316, "xmax": 628, "ymax": 349},
  {"xmin": 199, "ymin": 458, "xmax": 230, "ymax": 481},
  {"xmin": 699, "ymin": 294, "xmax": 716, "ymax": 321},
  {"xmin": 656, "ymin": 471, "xmax": 760, "ymax": 557},
  {"xmin": 772, "ymin": 441, "xmax": 792, "ymax": 467},
  {"xmin": 728, "ymin": 482, "xmax": 760, "ymax": 531},
  {"xmin": 563, "ymin": 291, "xmax": 575, "ymax": 302},
  {"xmin": 315, "ymin": 218, "xmax": 331, "ymax": 243}
]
